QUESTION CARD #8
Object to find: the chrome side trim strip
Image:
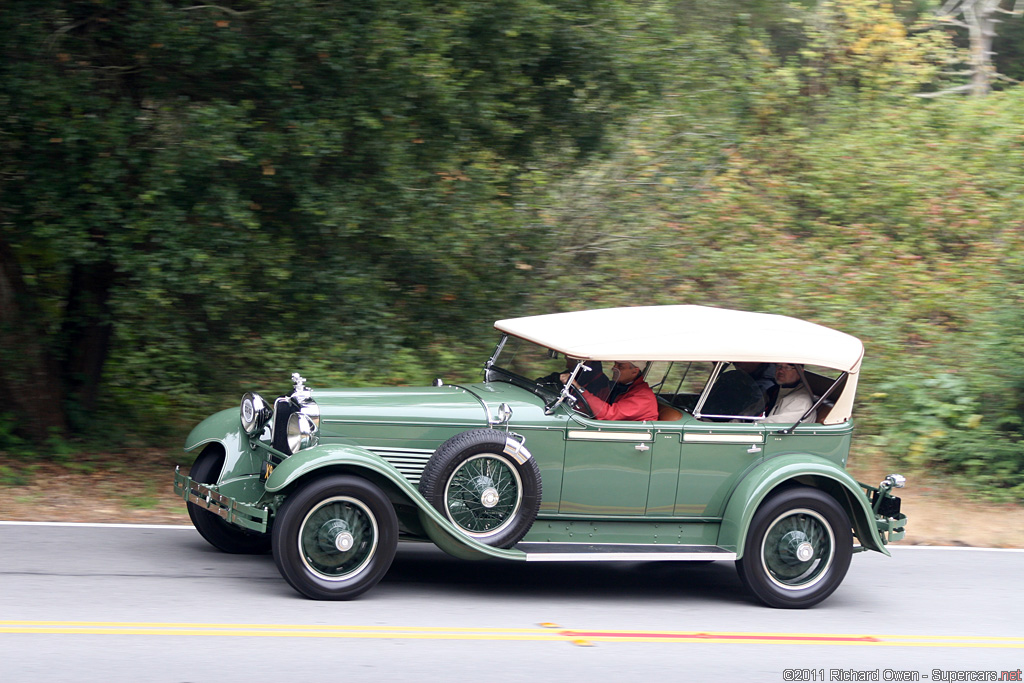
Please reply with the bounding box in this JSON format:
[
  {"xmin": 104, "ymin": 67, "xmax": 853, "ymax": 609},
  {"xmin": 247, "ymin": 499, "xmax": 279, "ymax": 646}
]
[
  {"xmin": 683, "ymin": 433, "xmax": 763, "ymax": 444},
  {"xmin": 567, "ymin": 431, "xmax": 653, "ymax": 442},
  {"xmin": 323, "ymin": 419, "xmax": 484, "ymax": 428}
]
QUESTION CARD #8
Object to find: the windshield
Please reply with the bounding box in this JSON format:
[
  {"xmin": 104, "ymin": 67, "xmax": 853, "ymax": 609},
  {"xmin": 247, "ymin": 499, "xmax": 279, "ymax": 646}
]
[{"xmin": 485, "ymin": 336, "xmax": 574, "ymax": 397}]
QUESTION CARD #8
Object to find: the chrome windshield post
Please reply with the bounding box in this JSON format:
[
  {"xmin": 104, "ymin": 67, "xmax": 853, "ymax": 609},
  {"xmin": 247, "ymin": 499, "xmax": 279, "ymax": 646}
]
[
  {"xmin": 486, "ymin": 334, "xmax": 508, "ymax": 368},
  {"xmin": 544, "ymin": 361, "xmax": 586, "ymax": 415},
  {"xmin": 484, "ymin": 334, "xmax": 509, "ymax": 381},
  {"xmin": 691, "ymin": 361, "xmax": 726, "ymax": 420}
]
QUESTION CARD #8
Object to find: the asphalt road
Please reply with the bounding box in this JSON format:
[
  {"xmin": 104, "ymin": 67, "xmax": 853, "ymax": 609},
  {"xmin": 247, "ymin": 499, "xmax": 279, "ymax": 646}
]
[{"xmin": 1, "ymin": 522, "xmax": 1022, "ymax": 682}]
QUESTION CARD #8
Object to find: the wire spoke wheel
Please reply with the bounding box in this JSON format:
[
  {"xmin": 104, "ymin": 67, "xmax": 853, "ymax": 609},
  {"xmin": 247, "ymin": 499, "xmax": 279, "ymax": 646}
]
[
  {"xmin": 736, "ymin": 487, "xmax": 852, "ymax": 608},
  {"xmin": 761, "ymin": 508, "xmax": 834, "ymax": 589},
  {"xmin": 273, "ymin": 475, "xmax": 398, "ymax": 600},
  {"xmin": 444, "ymin": 453, "xmax": 522, "ymax": 536},
  {"xmin": 299, "ymin": 496, "xmax": 378, "ymax": 580},
  {"xmin": 419, "ymin": 429, "xmax": 542, "ymax": 549}
]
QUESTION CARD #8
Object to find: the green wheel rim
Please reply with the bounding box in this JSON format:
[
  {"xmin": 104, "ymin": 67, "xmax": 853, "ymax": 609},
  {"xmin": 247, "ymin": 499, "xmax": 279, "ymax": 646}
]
[
  {"xmin": 443, "ymin": 453, "xmax": 522, "ymax": 538},
  {"xmin": 760, "ymin": 507, "xmax": 835, "ymax": 590},
  {"xmin": 298, "ymin": 496, "xmax": 378, "ymax": 581}
]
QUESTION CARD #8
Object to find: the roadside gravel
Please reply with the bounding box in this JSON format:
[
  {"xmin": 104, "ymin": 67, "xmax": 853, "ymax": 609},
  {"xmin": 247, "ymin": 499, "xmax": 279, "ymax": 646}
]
[{"xmin": 2, "ymin": 451, "xmax": 1021, "ymax": 548}]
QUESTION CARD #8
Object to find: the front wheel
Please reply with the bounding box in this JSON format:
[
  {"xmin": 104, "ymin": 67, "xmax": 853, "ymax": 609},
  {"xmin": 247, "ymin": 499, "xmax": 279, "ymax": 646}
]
[
  {"xmin": 272, "ymin": 475, "xmax": 398, "ymax": 600},
  {"xmin": 736, "ymin": 487, "xmax": 852, "ymax": 609}
]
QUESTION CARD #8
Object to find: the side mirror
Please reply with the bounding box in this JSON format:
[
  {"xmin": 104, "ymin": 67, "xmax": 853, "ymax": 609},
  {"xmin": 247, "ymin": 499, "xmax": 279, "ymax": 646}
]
[{"xmin": 490, "ymin": 402, "xmax": 513, "ymax": 426}]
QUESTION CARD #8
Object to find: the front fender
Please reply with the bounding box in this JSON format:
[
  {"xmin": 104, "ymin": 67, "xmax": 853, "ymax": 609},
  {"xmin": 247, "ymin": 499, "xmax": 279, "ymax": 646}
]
[
  {"xmin": 264, "ymin": 443, "xmax": 525, "ymax": 562},
  {"xmin": 184, "ymin": 408, "xmax": 241, "ymax": 452},
  {"xmin": 719, "ymin": 454, "xmax": 887, "ymax": 557},
  {"xmin": 182, "ymin": 408, "xmax": 262, "ymax": 497}
]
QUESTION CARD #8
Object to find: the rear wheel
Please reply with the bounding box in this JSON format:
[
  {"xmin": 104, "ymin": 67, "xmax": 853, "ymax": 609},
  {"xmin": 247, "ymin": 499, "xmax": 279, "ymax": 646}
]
[
  {"xmin": 736, "ymin": 487, "xmax": 852, "ymax": 608},
  {"xmin": 272, "ymin": 475, "xmax": 398, "ymax": 600},
  {"xmin": 187, "ymin": 446, "xmax": 271, "ymax": 554}
]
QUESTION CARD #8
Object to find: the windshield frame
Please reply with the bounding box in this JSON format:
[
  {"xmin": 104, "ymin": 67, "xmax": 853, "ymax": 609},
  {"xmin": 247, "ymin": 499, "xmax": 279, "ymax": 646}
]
[{"xmin": 484, "ymin": 334, "xmax": 564, "ymax": 401}]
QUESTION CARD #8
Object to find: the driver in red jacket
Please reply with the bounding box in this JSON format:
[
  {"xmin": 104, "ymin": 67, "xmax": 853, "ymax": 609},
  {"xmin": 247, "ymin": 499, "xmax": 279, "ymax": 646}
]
[{"xmin": 560, "ymin": 361, "xmax": 658, "ymax": 421}]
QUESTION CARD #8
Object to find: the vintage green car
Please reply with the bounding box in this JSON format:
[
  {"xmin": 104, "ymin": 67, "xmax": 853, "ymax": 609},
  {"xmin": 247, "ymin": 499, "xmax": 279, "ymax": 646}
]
[{"xmin": 174, "ymin": 305, "xmax": 906, "ymax": 608}]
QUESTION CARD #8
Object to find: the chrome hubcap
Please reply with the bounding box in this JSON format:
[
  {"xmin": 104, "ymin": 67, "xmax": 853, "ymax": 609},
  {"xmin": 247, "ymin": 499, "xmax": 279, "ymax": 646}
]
[
  {"xmin": 334, "ymin": 531, "xmax": 354, "ymax": 552},
  {"xmin": 796, "ymin": 541, "xmax": 814, "ymax": 562},
  {"xmin": 480, "ymin": 487, "xmax": 500, "ymax": 508}
]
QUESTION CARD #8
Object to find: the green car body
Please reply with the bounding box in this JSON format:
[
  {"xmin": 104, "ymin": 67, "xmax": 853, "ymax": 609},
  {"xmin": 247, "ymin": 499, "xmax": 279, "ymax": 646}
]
[{"xmin": 175, "ymin": 305, "xmax": 907, "ymax": 607}]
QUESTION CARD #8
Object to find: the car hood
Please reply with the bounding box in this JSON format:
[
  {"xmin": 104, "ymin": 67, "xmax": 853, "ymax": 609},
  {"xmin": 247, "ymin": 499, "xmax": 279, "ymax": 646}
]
[{"xmin": 311, "ymin": 382, "xmax": 551, "ymax": 436}]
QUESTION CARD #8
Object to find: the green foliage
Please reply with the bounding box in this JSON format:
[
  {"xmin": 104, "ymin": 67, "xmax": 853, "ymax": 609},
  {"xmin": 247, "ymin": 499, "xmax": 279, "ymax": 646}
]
[
  {"xmin": 2, "ymin": 0, "xmax": 1024, "ymax": 502},
  {"xmin": 0, "ymin": 0, "xmax": 664, "ymax": 442},
  {"xmin": 0, "ymin": 465, "xmax": 33, "ymax": 488},
  {"xmin": 795, "ymin": 0, "xmax": 959, "ymax": 97},
  {"xmin": 875, "ymin": 374, "xmax": 1024, "ymax": 500},
  {"xmin": 529, "ymin": 9, "xmax": 1024, "ymax": 499}
]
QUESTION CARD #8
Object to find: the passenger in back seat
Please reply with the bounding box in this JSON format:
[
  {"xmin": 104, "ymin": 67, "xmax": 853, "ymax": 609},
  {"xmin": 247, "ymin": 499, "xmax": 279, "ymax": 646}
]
[
  {"xmin": 756, "ymin": 363, "xmax": 814, "ymax": 424},
  {"xmin": 733, "ymin": 362, "xmax": 777, "ymax": 394}
]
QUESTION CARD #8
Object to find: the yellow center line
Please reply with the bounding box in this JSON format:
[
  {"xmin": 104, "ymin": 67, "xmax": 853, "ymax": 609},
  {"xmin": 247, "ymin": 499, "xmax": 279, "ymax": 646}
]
[{"xmin": 0, "ymin": 622, "xmax": 1021, "ymax": 648}]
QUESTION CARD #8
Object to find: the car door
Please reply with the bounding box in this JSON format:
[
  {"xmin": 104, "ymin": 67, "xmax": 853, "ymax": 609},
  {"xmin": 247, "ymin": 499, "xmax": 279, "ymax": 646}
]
[
  {"xmin": 651, "ymin": 360, "xmax": 768, "ymax": 518},
  {"xmin": 557, "ymin": 415, "xmax": 658, "ymax": 515},
  {"xmin": 676, "ymin": 421, "xmax": 766, "ymax": 517}
]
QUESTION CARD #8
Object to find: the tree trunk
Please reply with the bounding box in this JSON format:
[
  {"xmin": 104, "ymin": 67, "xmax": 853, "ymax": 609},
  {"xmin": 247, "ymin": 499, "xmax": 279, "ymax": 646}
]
[
  {"xmin": 0, "ymin": 241, "xmax": 68, "ymax": 439},
  {"xmin": 964, "ymin": 1, "xmax": 997, "ymax": 96},
  {"xmin": 58, "ymin": 262, "xmax": 115, "ymax": 419}
]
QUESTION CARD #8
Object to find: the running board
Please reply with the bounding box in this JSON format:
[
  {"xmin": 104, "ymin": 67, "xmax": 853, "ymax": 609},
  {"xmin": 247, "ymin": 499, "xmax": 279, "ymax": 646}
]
[{"xmin": 514, "ymin": 542, "xmax": 736, "ymax": 562}]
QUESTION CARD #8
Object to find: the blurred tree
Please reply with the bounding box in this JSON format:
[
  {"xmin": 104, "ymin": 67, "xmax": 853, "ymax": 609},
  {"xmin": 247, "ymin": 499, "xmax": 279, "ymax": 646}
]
[
  {"xmin": 929, "ymin": 0, "xmax": 1023, "ymax": 95},
  {"xmin": 0, "ymin": 0, "xmax": 666, "ymax": 439}
]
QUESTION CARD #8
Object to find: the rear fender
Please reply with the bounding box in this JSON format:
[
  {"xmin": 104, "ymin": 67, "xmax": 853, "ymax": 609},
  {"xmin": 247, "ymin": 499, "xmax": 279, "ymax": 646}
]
[
  {"xmin": 264, "ymin": 443, "xmax": 525, "ymax": 562},
  {"xmin": 719, "ymin": 454, "xmax": 887, "ymax": 557}
]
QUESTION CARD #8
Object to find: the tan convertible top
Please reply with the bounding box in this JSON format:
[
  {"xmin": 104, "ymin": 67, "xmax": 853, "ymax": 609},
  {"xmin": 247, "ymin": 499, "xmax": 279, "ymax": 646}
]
[
  {"xmin": 496, "ymin": 305, "xmax": 863, "ymax": 371},
  {"xmin": 495, "ymin": 306, "xmax": 864, "ymax": 423}
]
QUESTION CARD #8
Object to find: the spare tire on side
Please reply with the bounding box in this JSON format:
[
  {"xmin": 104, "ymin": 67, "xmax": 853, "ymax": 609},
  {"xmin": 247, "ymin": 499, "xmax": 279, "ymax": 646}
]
[{"xmin": 419, "ymin": 429, "xmax": 541, "ymax": 549}]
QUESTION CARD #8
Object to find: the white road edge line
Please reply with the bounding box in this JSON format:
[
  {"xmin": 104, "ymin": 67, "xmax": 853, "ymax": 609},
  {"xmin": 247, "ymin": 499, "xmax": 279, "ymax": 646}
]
[
  {"xmin": 888, "ymin": 544, "xmax": 1024, "ymax": 553},
  {"xmin": 0, "ymin": 521, "xmax": 1022, "ymax": 552},
  {"xmin": 0, "ymin": 521, "xmax": 193, "ymax": 530}
]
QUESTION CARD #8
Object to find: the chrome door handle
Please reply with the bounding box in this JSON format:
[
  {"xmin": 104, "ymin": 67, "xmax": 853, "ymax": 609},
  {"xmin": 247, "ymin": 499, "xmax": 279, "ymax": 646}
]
[
  {"xmin": 747, "ymin": 445, "xmax": 762, "ymax": 454},
  {"xmin": 635, "ymin": 443, "xmax": 650, "ymax": 452}
]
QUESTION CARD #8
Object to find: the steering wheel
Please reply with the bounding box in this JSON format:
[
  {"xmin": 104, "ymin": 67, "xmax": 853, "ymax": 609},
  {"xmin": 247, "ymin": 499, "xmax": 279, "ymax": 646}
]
[{"xmin": 567, "ymin": 384, "xmax": 595, "ymax": 418}]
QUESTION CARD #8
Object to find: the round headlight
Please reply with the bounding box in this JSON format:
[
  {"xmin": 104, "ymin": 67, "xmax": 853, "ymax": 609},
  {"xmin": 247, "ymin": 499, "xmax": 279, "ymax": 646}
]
[
  {"xmin": 286, "ymin": 412, "xmax": 318, "ymax": 453},
  {"xmin": 240, "ymin": 392, "xmax": 271, "ymax": 437}
]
